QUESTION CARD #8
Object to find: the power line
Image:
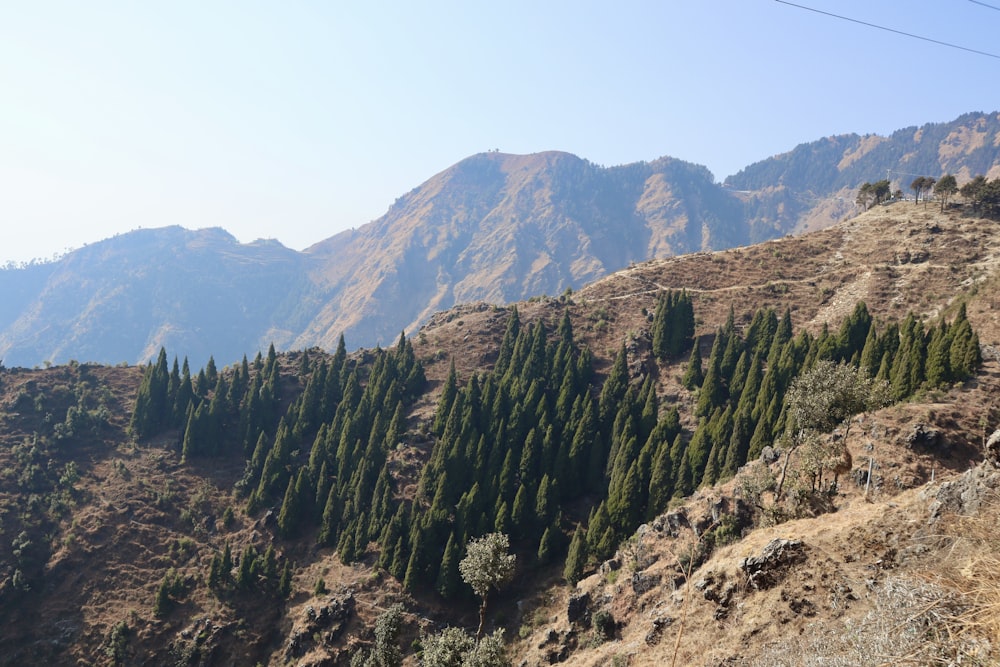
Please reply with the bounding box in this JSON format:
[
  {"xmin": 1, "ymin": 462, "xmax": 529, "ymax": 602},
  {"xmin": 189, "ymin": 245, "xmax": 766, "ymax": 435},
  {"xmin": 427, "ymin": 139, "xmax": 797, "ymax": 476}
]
[
  {"xmin": 775, "ymin": 0, "xmax": 1000, "ymax": 60},
  {"xmin": 969, "ymin": 0, "xmax": 1000, "ymax": 12}
]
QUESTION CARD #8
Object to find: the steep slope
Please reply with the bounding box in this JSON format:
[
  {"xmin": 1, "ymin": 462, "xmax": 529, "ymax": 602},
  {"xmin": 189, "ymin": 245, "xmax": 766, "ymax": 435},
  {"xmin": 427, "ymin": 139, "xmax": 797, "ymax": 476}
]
[
  {"xmin": 297, "ymin": 151, "xmax": 745, "ymax": 350},
  {"xmin": 0, "ymin": 227, "xmax": 315, "ymax": 368},
  {"xmin": 729, "ymin": 110, "xmax": 1000, "ymax": 236}
]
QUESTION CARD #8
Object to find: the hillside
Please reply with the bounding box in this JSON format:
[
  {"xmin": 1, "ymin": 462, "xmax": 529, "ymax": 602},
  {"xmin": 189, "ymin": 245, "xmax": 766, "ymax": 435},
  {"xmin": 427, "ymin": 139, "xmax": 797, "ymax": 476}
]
[
  {"xmin": 726, "ymin": 111, "xmax": 1000, "ymax": 237},
  {"xmin": 297, "ymin": 151, "xmax": 745, "ymax": 351},
  {"xmin": 0, "ymin": 227, "xmax": 314, "ymax": 368},
  {"xmin": 2, "ymin": 203, "xmax": 1000, "ymax": 665},
  {"xmin": 1, "ymin": 112, "xmax": 999, "ymax": 368}
]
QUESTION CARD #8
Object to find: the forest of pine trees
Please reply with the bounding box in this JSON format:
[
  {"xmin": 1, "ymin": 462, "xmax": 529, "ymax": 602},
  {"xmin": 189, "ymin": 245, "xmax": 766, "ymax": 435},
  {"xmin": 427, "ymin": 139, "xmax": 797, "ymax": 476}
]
[{"xmin": 129, "ymin": 297, "xmax": 982, "ymax": 602}]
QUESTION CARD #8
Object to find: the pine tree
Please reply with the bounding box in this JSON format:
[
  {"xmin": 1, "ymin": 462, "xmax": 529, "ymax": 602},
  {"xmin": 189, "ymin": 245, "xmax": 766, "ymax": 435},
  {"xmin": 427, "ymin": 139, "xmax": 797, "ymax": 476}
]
[
  {"xmin": 511, "ymin": 483, "xmax": 533, "ymax": 539},
  {"xmin": 277, "ymin": 475, "xmax": 300, "ymax": 538},
  {"xmin": 537, "ymin": 523, "xmax": 560, "ymax": 565},
  {"xmin": 437, "ymin": 531, "xmax": 462, "ymax": 598},
  {"xmin": 681, "ymin": 341, "xmax": 704, "ymax": 390},
  {"xmin": 599, "ymin": 343, "xmax": 629, "ymax": 429},
  {"xmin": 338, "ymin": 521, "xmax": 359, "ymax": 564},
  {"xmin": 651, "ymin": 291, "xmax": 672, "ymax": 359},
  {"xmin": 924, "ymin": 320, "xmax": 951, "ymax": 387},
  {"xmin": 433, "ymin": 361, "xmax": 459, "ymax": 436},
  {"xmin": 278, "ymin": 561, "xmax": 293, "ymax": 598},
  {"xmin": 646, "ymin": 436, "xmax": 674, "ymax": 518},
  {"xmin": 563, "ymin": 524, "xmax": 588, "ymax": 585},
  {"xmin": 695, "ymin": 332, "xmax": 727, "ymax": 418}
]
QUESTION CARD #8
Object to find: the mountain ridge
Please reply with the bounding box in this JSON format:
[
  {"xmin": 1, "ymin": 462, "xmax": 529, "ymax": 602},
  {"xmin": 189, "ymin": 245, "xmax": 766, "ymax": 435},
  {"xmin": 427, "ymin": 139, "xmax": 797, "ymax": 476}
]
[{"xmin": 2, "ymin": 112, "xmax": 1000, "ymax": 367}]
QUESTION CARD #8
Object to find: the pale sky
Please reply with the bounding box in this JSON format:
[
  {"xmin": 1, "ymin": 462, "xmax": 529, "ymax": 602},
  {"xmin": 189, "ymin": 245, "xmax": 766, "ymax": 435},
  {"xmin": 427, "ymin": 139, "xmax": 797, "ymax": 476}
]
[{"xmin": 2, "ymin": 1, "xmax": 997, "ymax": 265}]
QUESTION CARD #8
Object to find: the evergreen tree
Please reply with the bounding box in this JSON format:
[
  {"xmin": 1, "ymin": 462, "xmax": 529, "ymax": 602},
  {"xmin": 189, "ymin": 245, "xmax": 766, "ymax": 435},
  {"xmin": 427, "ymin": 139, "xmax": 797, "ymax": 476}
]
[
  {"xmin": 695, "ymin": 331, "xmax": 727, "ymax": 417},
  {"xmin": 537, "ymin": 523, "xmax": 561, "ymax": 565},
  {"xmin": 646, "ymin": 436, "xmax": 674, "ymax": 518},
  {"xmin": 681, "ymin": 340, "xmax": 704, "ymax": 390},
  {"xmin": 563, "ymin": 524, "xmax": 588, "ymax": 586},
  {"xmin": 278, "ymin": 561, "xmax": 293, "ymax": 598},
  {"xmin": 277, "ymin": 473, "xmax": 301, "ymax": 538},
  {"xmin": 437, "ymin": 532, "xmax": 462, "ymax": 599}
]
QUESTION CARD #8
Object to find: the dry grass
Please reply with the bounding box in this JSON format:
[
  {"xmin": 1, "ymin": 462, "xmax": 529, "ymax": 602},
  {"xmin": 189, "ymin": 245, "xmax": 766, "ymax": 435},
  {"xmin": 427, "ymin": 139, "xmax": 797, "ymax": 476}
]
[{"xmin": 931, "ymin": 496, "xmax": 1000, "ymax": 659}]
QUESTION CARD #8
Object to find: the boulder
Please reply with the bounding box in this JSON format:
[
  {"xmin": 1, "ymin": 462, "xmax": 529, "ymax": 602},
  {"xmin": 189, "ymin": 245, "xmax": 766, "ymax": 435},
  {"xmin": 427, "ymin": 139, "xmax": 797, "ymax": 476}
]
[
  {"xmin": 904, "ymin": 423, "xmax": 942, "ymax": 451},
  {"xmin": 740, "ymin": 539, "xmax": 807, "ymax": 590},
  {"xmin": 986, "ymin": 428, "xmax": 1000, "ymax": 466}
]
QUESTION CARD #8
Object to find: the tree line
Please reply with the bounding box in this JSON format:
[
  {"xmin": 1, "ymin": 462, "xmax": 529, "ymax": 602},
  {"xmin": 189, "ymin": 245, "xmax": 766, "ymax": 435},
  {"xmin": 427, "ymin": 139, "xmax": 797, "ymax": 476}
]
[{"xmin": 856, "ymin": 173, "xmax": 1000, "ymax": 215}]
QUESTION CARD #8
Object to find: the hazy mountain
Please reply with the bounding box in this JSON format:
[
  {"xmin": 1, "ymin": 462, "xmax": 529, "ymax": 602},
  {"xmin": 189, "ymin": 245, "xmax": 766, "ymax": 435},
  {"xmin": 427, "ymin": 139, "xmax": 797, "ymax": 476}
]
[
  {"xmin": 1, "ymin": 111, "xmax": 999, "ymax": 367},
  {"xmin": 0, "ymin": 227, "xmax": 314, "ymax": 368}
]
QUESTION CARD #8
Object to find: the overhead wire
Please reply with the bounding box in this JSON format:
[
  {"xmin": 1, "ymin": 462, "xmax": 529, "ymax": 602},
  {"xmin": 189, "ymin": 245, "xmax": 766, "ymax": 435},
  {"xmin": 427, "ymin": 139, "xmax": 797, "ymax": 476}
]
[
  {"xmin": 969, "ymin": 0, "xmax": 1000, "ymax": 12},
  {"xmin": 774, "ymin": 0, "xmax": 1000, "ymax": 60}
]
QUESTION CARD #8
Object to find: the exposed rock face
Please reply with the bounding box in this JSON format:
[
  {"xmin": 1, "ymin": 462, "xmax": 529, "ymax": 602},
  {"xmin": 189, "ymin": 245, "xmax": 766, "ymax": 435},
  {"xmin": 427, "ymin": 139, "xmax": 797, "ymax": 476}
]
[
  {"xmin": 986, "ymin": 428, "xmax": 1000, "ymax": 465},
  {"xmin": 740, "ymin": 539, "xmax": 808, "ymax": 590},
  {"xmin": 284, "ymin": 593, "xmax": 355, "ymax": 661},
  {"xmin": 926, "ymin": 464, "xmax": 1000, "ymax": 521}
]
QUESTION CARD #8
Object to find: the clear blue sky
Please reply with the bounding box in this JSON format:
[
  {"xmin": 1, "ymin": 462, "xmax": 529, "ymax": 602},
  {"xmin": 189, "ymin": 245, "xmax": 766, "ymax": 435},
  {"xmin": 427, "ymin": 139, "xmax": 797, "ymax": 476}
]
[{"xmin": 2, "ymin": 1, "xmax": 997, "ymax": 265}]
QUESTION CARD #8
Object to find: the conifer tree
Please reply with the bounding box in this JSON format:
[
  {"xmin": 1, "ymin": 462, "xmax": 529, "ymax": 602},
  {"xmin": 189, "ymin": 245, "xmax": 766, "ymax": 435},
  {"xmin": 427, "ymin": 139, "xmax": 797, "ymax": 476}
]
[
  {"xmin": 278, "ymin": 561, "xmax": 293, "ymax": 598},
  {"xmin": 682, "ymin": 340, "xmax": 704, "ymax": 390},
  {"xmin": 924, "ymin": 321, "xmax": 951, "ymax": 387},
  {"xmin": 437, "ymin": 531, "xmax": 462, "ymax": 599},
  {"xmin": 646, "ymin": 436, "xmax": 675, "ymax": 518},
  {"xmin": 537, "ymin": 523, "xmax": 560, "ymax": 565},
  {"xmin": 695, "ymin": 331, "xmax": 727, "ymax": 418},
  {"xmin": 563, "ymin": 524, "xmax": 588, "ymax": 586},
  {"xmin": 599, "ymin": 342, "xmax": 629, "ymax": 429},
  {"xmin": 277, "ymin": 474, "xmax": 301, "ymax": 538}
]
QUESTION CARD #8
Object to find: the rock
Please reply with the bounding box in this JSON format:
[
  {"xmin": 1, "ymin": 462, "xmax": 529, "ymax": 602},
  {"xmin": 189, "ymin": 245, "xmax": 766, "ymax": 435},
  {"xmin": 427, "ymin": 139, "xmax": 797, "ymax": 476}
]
[
  {"xmin": 545, "ymin": 644, "xmax": 569, "ymax": 663},
  {"xmin": 284, "ymin": 593, "xmax": 355, "ymax": 660},
  {"xmin": 538, "ymin": 628, "xmax": 559, "ymax": 648},
  {"xmin": 566, "ymin": 591, "xmax": 591, "ymax": 625},
  {"xmin": 631, "ymin": 571, "xmax": 661, "ymax": 595},
  {"xmin": 760, "ymin": 446, "xmax": 780, "ymax": 465},
  {"xmin": 645, "ymin": 614, "xmax": 674, "ymax": 645},
  {"xmin": 740, "ymin": 539, "xmax": 807, "ymax": 590},
  {"xmin": 986, "ymin": 429, "xmax": 1000, "ymax": 466},
  {"xmin": 926, "ymin": 464, "xmax": 1000, "ymax": 521},
  {"xmin": 659, "ymin": 510, "xmax": 691, "ymax": 537},
  {"xmin": 904, "ymin": 423, "xmax": 942, "ymax": 451}
]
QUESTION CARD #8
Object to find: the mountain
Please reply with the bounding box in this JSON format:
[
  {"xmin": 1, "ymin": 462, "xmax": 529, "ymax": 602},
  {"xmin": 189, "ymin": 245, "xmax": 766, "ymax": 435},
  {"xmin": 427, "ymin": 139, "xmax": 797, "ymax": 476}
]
[
  {"xmin": 1, "ymin": 112, "xmax": 999, "ymax": 367},
  {"xmin": 1, "ymin": 202, "xmax": 999, "ymax": 665},
  {"xmin": 295, "ymin": 151, "xmax": 746, "ymax": 352},
  {"xmin": 728, "ymin": 110, "xmax": 1000, "ymax": 235},
  {"xmin": 0, "ymin": 227, "xmax": 313, "ymax": 367}
]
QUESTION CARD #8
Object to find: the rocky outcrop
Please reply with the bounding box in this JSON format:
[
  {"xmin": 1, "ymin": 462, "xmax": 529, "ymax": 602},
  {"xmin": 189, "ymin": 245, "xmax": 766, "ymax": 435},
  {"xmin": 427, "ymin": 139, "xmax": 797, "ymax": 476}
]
[
  {"xmin": 284, "ymin": 593, "xmax": 355, "ymax": 661},
  {"xmin": 740, "ymin": 539, "xmax": 808, "ymax": 590},
  {"xmin": 926, "ymin": 464, "xmax": 1000, "ymax": 521}
]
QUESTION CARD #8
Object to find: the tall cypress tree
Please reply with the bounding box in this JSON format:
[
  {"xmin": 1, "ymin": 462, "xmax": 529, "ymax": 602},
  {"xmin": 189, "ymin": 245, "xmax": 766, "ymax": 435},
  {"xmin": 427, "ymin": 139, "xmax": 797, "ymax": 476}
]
[{"xmin": 564, "ymin": 524, "xmax": 588, "ymax": 585}]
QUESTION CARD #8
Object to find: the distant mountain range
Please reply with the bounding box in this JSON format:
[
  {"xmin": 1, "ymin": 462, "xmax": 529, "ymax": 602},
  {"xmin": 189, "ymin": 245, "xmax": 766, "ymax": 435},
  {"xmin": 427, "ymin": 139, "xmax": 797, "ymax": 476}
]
[{"xmin": 2, "ymin": 111, "xmax": 999, "ymax": 367}]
